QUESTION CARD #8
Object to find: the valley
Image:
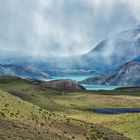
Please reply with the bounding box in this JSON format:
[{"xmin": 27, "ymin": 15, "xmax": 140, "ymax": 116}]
[
  {"xmin": 0, "ymin": 1, "xmax": 140, "ymax": 140},
  {"xmin": 0, "ymin": 76, "xmax": 140, "ymax": 140}
]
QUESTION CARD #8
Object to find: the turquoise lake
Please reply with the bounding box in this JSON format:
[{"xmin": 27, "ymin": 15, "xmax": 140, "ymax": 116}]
[
  {"xmin": 45, "ymin": 75, "xmax": 119, "ymax": 90},
  {"xmin": 82, "ymin": 84, "xmax": 119, "ymax": 90}
]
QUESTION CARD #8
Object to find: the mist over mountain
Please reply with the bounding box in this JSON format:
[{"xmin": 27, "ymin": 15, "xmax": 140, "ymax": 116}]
[
  {"xmin": 0, "ymin": 0, "xmax": 140, "ymax": 80},
  {"xmin": 80, "ymin": 25, "xmax": 140, "ymax": 72},
  {"xmin": 133, "ymin": 56, "xmax": 140, "ymax": 62},
  {"xmin": 0, "ymin": 25, "xmax": 140, "ymax": 77},
  {"xmin": 40, "ymin": 25, "xmax": 140, "ymax": 75},
  {"xmin": 0, "ymin": 0, "xmax": 140, "ymax": 57},
  {"xmin": 0, "ymin": 64, "xmax": 50, "ymax": 80},
  {"xmin": 0, "ymin": 2, "xmax": 140, "ymax": 139}
]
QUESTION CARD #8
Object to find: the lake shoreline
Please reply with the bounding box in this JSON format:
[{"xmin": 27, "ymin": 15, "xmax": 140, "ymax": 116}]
[
  {"xmin": 90, "ymin": 108, "xmax": 140, "ymax": 114},
  {"xmin": 44, "ymin": 75, "xmax": 120, "ymax": 90}
]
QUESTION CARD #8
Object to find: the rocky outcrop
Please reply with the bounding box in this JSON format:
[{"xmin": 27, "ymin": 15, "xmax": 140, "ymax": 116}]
[
  {"xmin": 41, "ymin": 80, "xmax": 86, "ymax": 91},
  {"xmin": 80, "ymin": 62, "xmax": 140, "ymax": 86}
]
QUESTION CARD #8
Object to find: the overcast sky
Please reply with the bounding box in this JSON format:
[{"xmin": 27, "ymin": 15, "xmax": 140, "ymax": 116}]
[{"xmin": 0, "ymin": 0, "xmax": 140, "ymax": 57}]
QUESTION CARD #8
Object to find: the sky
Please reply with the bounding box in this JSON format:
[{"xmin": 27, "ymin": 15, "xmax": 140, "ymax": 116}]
[{"xmin": 0, "ymin": 0, "xmax": 140, "ymax": 57}]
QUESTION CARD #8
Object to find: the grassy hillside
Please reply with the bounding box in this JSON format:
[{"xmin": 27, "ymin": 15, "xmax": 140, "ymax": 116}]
[
  {"xmin": 0, "ymin": 83, "xmax": 129, "ymax": 140},
  {"xmin": 58, "ymin": 94, "xmax": 140, "ymax": 140},
  {"xmin": 0, "ymin": 90, "xmax": 66, "ymax": 140},
  {"xmin": 0, "ymin": 119, "xmax": 63, "ymax": 140},
  {"xmin": 0, "ymin": 76, "xmax": 140, "ymax": 139}
]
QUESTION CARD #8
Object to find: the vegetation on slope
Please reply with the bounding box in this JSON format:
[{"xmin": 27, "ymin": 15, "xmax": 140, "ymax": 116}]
[
  {"xmin": 0, "ymin": 81, "xmax": 129, "ymax": 140},
  {"xmin": 0, "ymin": 76, "xmax": 139, "ymax": 139}
]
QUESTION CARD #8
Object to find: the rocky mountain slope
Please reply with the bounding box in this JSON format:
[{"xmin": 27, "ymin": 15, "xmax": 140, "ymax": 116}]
[
  {"xmin": 80, "ymin": 62, "xmax": 140, "ymax": 86},
  {"xmin": 0, "ymin": 64, "xmax": 50, "ymax": 80},
  {"xmin": 31, "ymin": 25, "xmax": 140, "ymax": 75},
  {"xmin": 1, "ymin": 26, "xmax": 140, "ymax": 76},
  {"xmin": 44, "ymin": 80, "xmax": 86, "ymax": 91},
  {"xmin": 80, "ymin": 25, "xmax": 140, "ymax": 72},
  {"xmin": 30, "ymin": 79, "xmax": 86, "ymax": 91}
]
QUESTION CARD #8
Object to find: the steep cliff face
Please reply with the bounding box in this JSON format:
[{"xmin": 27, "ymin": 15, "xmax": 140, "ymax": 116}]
[{"xmin": 80, "ymin": 62, "xmax": 140, "ymax": 86}]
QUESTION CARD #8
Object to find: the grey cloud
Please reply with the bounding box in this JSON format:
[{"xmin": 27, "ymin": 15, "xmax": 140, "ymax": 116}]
[{"xmin": 0, "ymin": 0, "xmax": 139, "ymax": 57}]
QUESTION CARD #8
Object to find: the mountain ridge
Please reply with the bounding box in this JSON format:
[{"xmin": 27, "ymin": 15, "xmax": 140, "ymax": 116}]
[
  {"xmin": 80, "ymin": 61, "xmax": 140, "ymax": 86},
  {"xmin": 0, "ymin": 64, "xmax": 51, "ymax": 80},
  {"xmin": 0, "ymin": 25, "xmax": 140, "ymax": 76},
  {"xmin": 80, "ymin": 25, "xmax": 140, "ymax": 72}
]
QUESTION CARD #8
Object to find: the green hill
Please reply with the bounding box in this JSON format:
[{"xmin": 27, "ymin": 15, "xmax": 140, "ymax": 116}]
[
  {"xmin": 0, "ymin": 76, "xmax": 139, "ymax": 140},
  {"xmin": 0, "ymin": 86, "xmax": 129, "ymax": 140},
  {"xmin": 0, "ymin": 90, "xmax": 66, "ymax": 140}
]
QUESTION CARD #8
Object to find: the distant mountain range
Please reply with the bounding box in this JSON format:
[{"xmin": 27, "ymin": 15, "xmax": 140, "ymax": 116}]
[
  {"xmin": 80, "ymin": 61, "xmax": 140, "ymax": 86},
  {"xmin": 0, "ymin": 64, "xmax": 50, "ymax": 80},
  {"xmin": 36, "ymin": 25, "xmax": 140, "ymax": 75},
  {"xmin": 0, "ymin": 25, "xmax": 140, "ymax": 82},
  {"xmin": 80, "ymin": 25, "xmax": 140, "ymax": 72},
  {"xmin": 79, "ymin": 25, "xmax": 140, "ymax": 86}
]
